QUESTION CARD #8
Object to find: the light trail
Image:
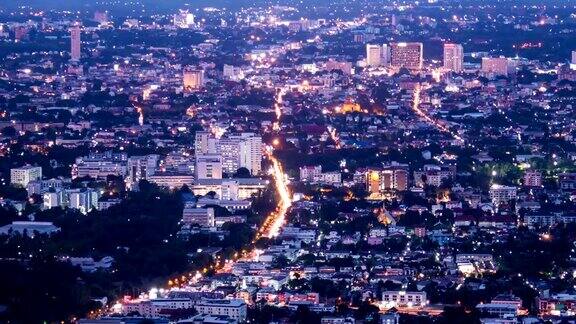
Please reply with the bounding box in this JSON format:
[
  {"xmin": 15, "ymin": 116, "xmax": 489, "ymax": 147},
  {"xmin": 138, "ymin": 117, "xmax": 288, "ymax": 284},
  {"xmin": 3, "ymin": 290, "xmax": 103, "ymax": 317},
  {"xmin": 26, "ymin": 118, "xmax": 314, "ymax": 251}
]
[
  {"xmin": 411, "ymin": 84, "xmax": 464, "ymax": 143},
  {"xmin": 272, "ymin": 87, "xmax": 287, "ymax": 131},
  {"xmin": 256, "ymin": 151, "xmax": 292, "ymax": 239}
]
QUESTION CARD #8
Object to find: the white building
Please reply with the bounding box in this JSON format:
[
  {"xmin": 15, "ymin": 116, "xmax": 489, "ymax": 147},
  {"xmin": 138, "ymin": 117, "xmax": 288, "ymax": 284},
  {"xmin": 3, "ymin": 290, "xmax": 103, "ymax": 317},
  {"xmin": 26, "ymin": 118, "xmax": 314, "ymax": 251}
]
[
  {"xmin": 443, "ymin": 43, "xmax": 464, "ymax": 72},
  {"xmin": 223, "ymin": 64, "xmax": 244, "ymax": 81},
  {"xmin": 318, "ymin": 172, "xmax": 342, "ymax": 186},
  {"xmin": 72, "ymin": 152, "xmax": 127, "ymax": 180},
  {"xmin": 194, "ymin": 299, "xmax": 247, "ymax": 321},
  {"xmin": 127, "ymin": 155, "xmax": 159, "ymax": 184},
  {"xmin": 182, "ymin": 205, "xmax": 215, "ymax": 227},
  {"xmin": 196, "ymin": 132, "xmax": 262, "ymax": 176},
  {"xmin": 43, "ymin": 188, "xmax": 100, "ymax": 214},
  {"xmin": 238, "ymin": 134, "xmax": 262, "ymax": 175},
  {"xmin": 195, "ymin": 131, "xmax": 219, "ymax": 156},
  {"xmin": 366, "ymin": 44, "xmax": 383, "ymax": 67},
  {"xmin": 382, "ymin": 291, "xmax": 428, "ymax": 307},
  {"xmin": 183, "ymin": 67, "xmax": 204, "ymax": 92},
  {"xmin": 173, "ymin": 10, "xmax": 195, "ymax": 28},
  {"xmin": 489, "ymin": 184, "xmax": 517, "ymax": 206},
  {"xmin": 196, "ymin": 155, "xmax": 223, "ymax": 180},
  {"xmin": 0, "ymin": 221, "xmax": 60, "ymax": 237},
  {"xmin": 68, "ymin": 188, "xmax": 100, "ymax": 214},
  {"xmin": 26, "ymin": 178, "xmax": 66, "ymax": 196},
  {"xmin": 122, "ymin": 298, "xmax": 193, "ymax": 317},
  {"xmin": 300, "ymin": 165, "xmax": 322, "ymax": 182},
  {"xmin": 11, "ymin": 165, "xmax": 42, "ymax": 187},
  {"xmin": 191, "ymin": 179, "xmax": 267, "ymax": 200},
  {"xmin": 148, "ymin": 173, "xmax": 194, "ymax": 189}
]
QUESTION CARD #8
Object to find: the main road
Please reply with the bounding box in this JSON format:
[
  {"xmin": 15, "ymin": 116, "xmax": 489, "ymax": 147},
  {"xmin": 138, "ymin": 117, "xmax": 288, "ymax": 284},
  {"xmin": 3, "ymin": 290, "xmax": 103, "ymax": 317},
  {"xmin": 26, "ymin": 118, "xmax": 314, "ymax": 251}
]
[{"xmin": 411, "ymin": 83, "xmax": 464, "ymax": 143}]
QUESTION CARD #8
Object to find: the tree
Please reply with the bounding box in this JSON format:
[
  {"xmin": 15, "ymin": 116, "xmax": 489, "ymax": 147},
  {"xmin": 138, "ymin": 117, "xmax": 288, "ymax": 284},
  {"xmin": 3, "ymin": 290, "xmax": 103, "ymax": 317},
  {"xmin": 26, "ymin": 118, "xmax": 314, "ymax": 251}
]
[{"xmin": 233, "ymin": 167, "xmax": 251, "ymax": 178}]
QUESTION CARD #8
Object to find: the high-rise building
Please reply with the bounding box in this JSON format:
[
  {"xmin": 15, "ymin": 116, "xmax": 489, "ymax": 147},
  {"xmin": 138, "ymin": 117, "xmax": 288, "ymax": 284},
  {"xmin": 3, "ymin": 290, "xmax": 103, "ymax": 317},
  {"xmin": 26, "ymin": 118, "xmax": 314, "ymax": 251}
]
[
  {"xmin": 195, "ymin": 132, "xmax": 262, "ymax": 176},
  {"xmin": 382, "ymin": 44, "xmax": 390, "ymax": 66},
  {"xmin": 194, "ymin": 131, "xmax": 218, "ymax": 156},
  {"xmin": 183, "ymin": 67, "xmax": 204, "ymax": 92},
  {"xmin": 366, "ymin": 44, "xmax": 383, "ymax": 67},
  {"xmin": 481, "ymin": 57, "xmax": 513, "ymax": 77},
  {"xmin": 238, "ymin": 134, "xmax": 262, "ymax": 175},
  {"xmin": 219, "ymin": 137, "xmax": 242, "ymax": 174},
  {"xmin": 11, "ymin": 165, "xmax": 42, "ymax": 187},
  {"xmin": 218, "ymin": 133, "xmax": 262, "ymax": 176},
  {"xmin": 195, "ymin": 155, "xmax": 223, "ymax": 180},
  {"xmin": 443, "ymin": 43, "xmax": 464, "ymax": 72},
  {"xmin": 127, "ymin": 155, "xmax": 159, "ymax": 184},
  {"xmin": 572, "ymin": 50, "xmax": 576, "ymax": 65},
  {"xmin": 390, "ymin": 42, "xmax": 423, "ymax": 71},
  {"xmin": 70, "ymin": 23, "xmax": 81, "ymax": 61}
]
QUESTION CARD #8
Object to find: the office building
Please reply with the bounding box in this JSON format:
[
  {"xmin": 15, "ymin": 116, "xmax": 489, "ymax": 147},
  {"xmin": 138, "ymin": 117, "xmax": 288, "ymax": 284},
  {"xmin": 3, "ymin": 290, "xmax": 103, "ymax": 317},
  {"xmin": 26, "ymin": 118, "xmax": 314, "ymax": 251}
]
[
  {"xmin": 182, "ymin": 205, "xmax": 215, "ymax": 227},
  {"xmin": 481, "ymin": 57, "xmax": 513, "ymax": 77},
  {"xmin": 72, "ymin": 152, "xmax": 127, "ymax": 180},
  {"xmin": 68, "ymin": 188, "xmax": 100, "ymax": 214},
  {"xmin": 191, "ymin": 179, "xmax": 267, "ymax": 200},
  {"xmin": 382, "ymin": 44, "xmax": 390, "ymax": 66},
  {"xmin": 443, "ymin": 43, "xmax": 464, "ymax": 72},
  {"xmin": 523, "ymin": 170, "xmax": 542, "ymax": 187},
  {"xmin": 147, "ymin": 173, "xmax": 194, "ymax": 189},
  {"xmin": 238, "ymin": 133, "xmax": 262, "ymax": 175},
  {"xmin": 195, "ymin": 131, "xmax": 218, "ymax": 156},
  {"xmin": 381, "ymin": 291, "xmax": 428, "ymax": 307},
  {"xmin": 43, "ymin": 188, "xmax": 100, "ymax": 214},
  {"xmin": 11, "ymin": 165, "xmax": 42, "ymax": 187},
  {"xmin": 390, "ymin": 42, "xmax": 423, "ymax": 71},
  {"xmin": 198, "ymin": 132, "xmax": 262, "ymax": 176},
  {"xmin": 194, "ymin": 299, "xmax": 247, "ymax": 321},
  {"xmin": 366, "ymin": 44, "xmax": 382, "ymax": 67},
  {"xmin": 195, "ymin": 155, "xmax": 223, "ymax": 180},
  {"xmin": 489, "ymin": 184, "xmax": 517, "ymax": 206},
  {"xmin": 183, "ymin": 67, "xmax": 204, "ymax": 92},
  {"xmin": 70, "ymin": 23, "xmax": 81, "ymax": 61},
  {"xmin": 127, "ymin": 155, "xmax": 159, "ymax": 184}
]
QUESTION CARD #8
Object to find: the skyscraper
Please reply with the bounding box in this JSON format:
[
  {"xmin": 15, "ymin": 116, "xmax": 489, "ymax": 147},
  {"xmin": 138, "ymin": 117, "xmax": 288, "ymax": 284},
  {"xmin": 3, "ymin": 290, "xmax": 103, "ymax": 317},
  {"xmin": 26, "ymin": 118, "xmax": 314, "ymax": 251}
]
[
  {"xmin": 183, "ymin": 67, "xmax": 204, "ymax": 92},
  {"xmin": 390, "ymin": 42, "xmax": 423, "ymax": 71},
  {"xmin": 443, "ymin": 43, "xmax": 464, "ymax": 72},
  {"xmin": 382, "ymin": 44, "xmax": 390, "ymax": 66},
  {"xmin": 238, "ymin": 133, "xmax": 262, "ymax": 175},
  {"xmin": 70, "ymin": 23, "xmax": 81, "ymax": 61},
  {"xmin": 194, "ymin": 131, "xmax": 218, "ymax": 156},
  {"xmin": 366, "ymin": 44, "xmax": 382, "ymax": 67}
]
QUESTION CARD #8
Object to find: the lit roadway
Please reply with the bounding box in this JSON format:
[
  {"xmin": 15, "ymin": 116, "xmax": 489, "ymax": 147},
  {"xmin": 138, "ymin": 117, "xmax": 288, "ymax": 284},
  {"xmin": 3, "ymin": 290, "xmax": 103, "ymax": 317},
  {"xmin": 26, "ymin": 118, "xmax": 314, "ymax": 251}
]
[
  {"xmin": 256, "ymin": 150, "xmax": 292, "ymax": 239},
  {"xmin": 411, "ymin": 83, "xmax": 464, "ymax": 143},
  {"xmin": 109, "ymin": 81, "xmax": 293, "ymax": 314}
]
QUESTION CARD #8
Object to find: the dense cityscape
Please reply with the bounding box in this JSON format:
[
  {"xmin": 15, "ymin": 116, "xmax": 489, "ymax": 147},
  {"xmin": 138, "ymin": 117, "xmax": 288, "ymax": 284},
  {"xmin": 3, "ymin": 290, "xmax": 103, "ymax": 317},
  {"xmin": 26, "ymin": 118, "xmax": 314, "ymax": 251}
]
[{"xmin": 0, "ymin": 0, "xmax": 576, "ymax": 323}]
